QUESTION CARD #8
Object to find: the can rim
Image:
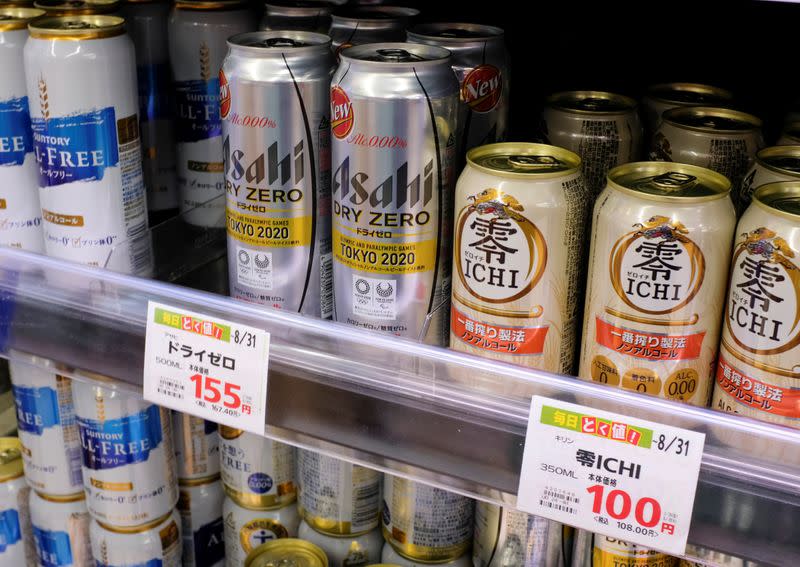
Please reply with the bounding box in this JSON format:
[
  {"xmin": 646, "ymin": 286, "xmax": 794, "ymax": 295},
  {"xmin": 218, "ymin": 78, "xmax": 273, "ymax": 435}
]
[
  {"xmin": 406, "ymin": 22, "xmax": 504, "ymax": 42},
  {"xmin": 662, "ymin": 105, "xmax": 762, "ymax": 133},
  {"xmin": 754, "ymin": 145, "xmax": 800, "ymax": 178},
  {"xmin": 299, "ymin": 507, "xmax": 379, "ymax": 537},
  {"xmin": 245, "ymin": 538, "xmax": 328, "ymax": 567},
  {"xmin": 33, "ymin": 0, "xmax": 119, "ymax": 14},
  {"xmin": 332, "ymin": 6, "xmax": 418, "ymax": 24},
  {"xmin": 0, "ymin": 7, "xmax": 45, "ymax": 28},
  {"xmin": 381, "ymin": 525, "xmax": 470, "ymax": 563},
  {"xmin": 96, "ymin": 509, "xmax": 176, "ymax": 534},
  {"xmin": 466, "ymin": 142, "xmax": 581, "ymax": 179},
  {"xmin": 28, "ymin": 14, "xmax": 124, "ymax": 38},
  {"xmin": 608, "ymin": 161, "xmax": 731, "ymax": 202},
  {"xmin": 753, "ymin": 181, "xmax": 800, "ymax": 221},
  {"xmin": 178, "ymin": 474, "xmax": 221, "ymax": 487},
  {"xmin": 545, "ymin": 90, "xmax": 637, "ymax": 115},
  {"xmin": 339, "ymin": 41, "xmax": 451, "ymax": 66},
  {"xmin": 33, "ymin": 489, "xmax": 86, "ymax": 503},
  {"xmin": 227, "ymin": 30, "xmax": 331, "ymax": 52},
  {"xmin": 645, "ymin": 82, "xmax": 733, "ymax": 105},
  {"xmin": 264, "ymin": 1, "xmax": 332, "ymax": 17},
  {"xmin": 224, "ymin": 483, "xmax": 297, "ymax": 510},
  {"xmin": 174, "ymin": 0, "xmax": 248, "ymax": 10}
]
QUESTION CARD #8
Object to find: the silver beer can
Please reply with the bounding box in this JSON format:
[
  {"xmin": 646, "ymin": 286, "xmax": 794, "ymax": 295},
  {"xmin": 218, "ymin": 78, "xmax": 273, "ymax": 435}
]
[
  {"xmin": 24, "ymin": 15, "xmax": 151, "ymax": 274},
  {"xmin": 298, "ymin": 520, "xmax": 383, "ymax": 567},
  {"xmin": 90, "ymin": 509, "xmax": 182, "ymax": 567},
  {"xmin": 33, "ymin": 0, "xmax": 119, "ymax": 16},
  {"xmin": 0, "ymin": 7, "xmax": 45, "ymax": 253},
  {"xmin": 641, "ymin": 82, "xmax": 733, "ymax": 135},
  {"xmin": 173, "ymin": 412, "xmax": 220, "ymax": 482},
  {"xmin": 121, "ymin": 0, "xmax": 178, "ymax": 219},
  {"xmin": 29, "ymin": 490, "xmax": 92, "ymax": 567},
  {"xmin": 168, "ymin": 0, "xmax": 253, "ymax": 228},
  {"xmin": 331, "ymin": 43, "xmax": 459, "ymax": 344},
  {"xmin": 72, "ymin": 378, "xmax": 179, "ymax": 527},
  {"xmin": 542, "ymin": 90, "xmax": 643, "ymax": 199},
  {"xmin": 738, "ymin": 145, "xmax": 800, "ymax": 214},
  {"xmin": 329, "ymin": 6, "xmax": 418, "ymax": 54},
  {"xmin": 0, "ymin": 437, "xmax": 36, "ymax": 566},
  {"xmin": 221, "ymin": 31, "xmax": 334, "ymax": 316},
  {"xmin": 9, "ymin": 354, "xmax": 83, "ymax": 497},
  {"xmin": 222, "ymin": 495, "xmax": 300, "ymax": 567},
  {"xmin": 261, "ymin": 0, "xmax": 334, "ymax": 33},
  {"xmin": 219, "ymin": 426, "xmax": 296, "ymax": 510},
  {"xmin": 407, "ymin": 23, "xmax": 509, "ymax": 154},
  {"xmin": 177, "ymin": 477, "xmax": 225, "ymax": 567},
  {"xmin": 381, "ymin": 543, "xmax": 472, "ymax": 567}
]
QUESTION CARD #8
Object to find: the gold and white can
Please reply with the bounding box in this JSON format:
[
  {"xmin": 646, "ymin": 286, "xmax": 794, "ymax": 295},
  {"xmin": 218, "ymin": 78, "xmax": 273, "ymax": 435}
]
[
  {"xmin": 738, "ymin": 145, "xmax": 800, "ymax": 213},
  {"xmin": 381, "ymin": 543, "xmax": 472, "ymax": 567},
  {"xmin": 713, "ymin": 182, "xmax": 800, "ymax": 427},
  {"xmin": 244, "ymin": 538, "xmax": 327, "ymax": 567},
  {"xmin": 640, "ymin": 82, "xmax": 733, "ymax": 135},
  {"xmin": 571, "ymin": 531, "xmax": 678, "ymax": 567},
  {"xmin": 297, "ymin": 520, "xmax": 383, "ymax": 567},
  {"xmin": 223, "ymin": 495, "xmax": 299, "ymax": 567},
  {"xmin": 578, "ymin": 162, "xmax": 736, "ymax": 406},
  {"xmin": 450, "ymin": 143, "xmax": 587, "ymax": 376},
  {"xmin": 90, "ymin": 509, "xmax": 182, "ymax": 567}
]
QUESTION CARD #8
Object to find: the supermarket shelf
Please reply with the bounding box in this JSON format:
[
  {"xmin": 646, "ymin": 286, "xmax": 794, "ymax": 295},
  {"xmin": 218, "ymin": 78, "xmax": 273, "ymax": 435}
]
[{"xmin": 1, "ymin": 246, "xmax": 799, "ymax": 565}]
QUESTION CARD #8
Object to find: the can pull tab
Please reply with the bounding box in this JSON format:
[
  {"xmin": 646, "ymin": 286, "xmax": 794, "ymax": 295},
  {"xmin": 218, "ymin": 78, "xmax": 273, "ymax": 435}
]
[
  {"xmin": 62, "ymin": 19, "xmax": 95, "ymax": 30},
  {"xmin": 261, "ymin": 37, "xmax": 307, "ymax": 48},
  {"xmin": 508, "ymin": 155, "xmax": 562, "ymax": 170},
  {"xmin": 652, "ymin": 172, "xmax": 697, "ymax": 190},
  {"xmin": 0, "ymin": 447, "xmax": 20, "ymax": 465},
  {"xmin": 375, "ymin": 48, "xmax": 421, "ymax": 62},
  {"xmin": 580, "ymin": 97, "xmax": 614, "ymax": 111}
]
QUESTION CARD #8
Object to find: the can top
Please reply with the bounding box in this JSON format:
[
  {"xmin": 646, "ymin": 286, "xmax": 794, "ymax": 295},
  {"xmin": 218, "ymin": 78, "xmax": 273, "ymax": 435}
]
[
  {"xmin": 28, "ymin": 14, "xmax": 124, "ymax": 38},
  {"xmin": 754, "ymin": 182, "xmax": 800, "ymax": 220},
  {"xmin": 245, "ymin": 539, "xmax": 328, "ymax": 567},
  {"xmin": 0, "ymin": 0, "xmax": 35, "ymax": 6},
  {"xmin": 33, "ymin": 0, "xmax": 119, "ymax": 14},
  {"xmin": 467, "ymin": 142, "xmax": 581, "ymax": 179},
  {"xmin": 174, "ymin": 0, "xmax": 248, "ymax": 10},
  {"xmin": 0, "ymin": 438, "xmax": 23, "ymax": 483},
  {"xmin": 340, "ymin": 41, "xmax": 450, "ymax": 66},
  {"xmin": 608, "ymin": 161, "xmax": 731, "ymax": 202},
  {"xmin": 0, "ymin": 6, "xmax": 45, "ymax": 28},
  {"xmin": 546, "ymin": 90, "xmax": 637, "ymax": 115},
  {"xmin": 97, "ymin": 510, "xmax": 176, "ymax": 534},
  {"xmin": 228, "ymin": 30, "xmax": 331, "ymax": 52},
  {"xmin": 645, "ymin": 82, "xmax": 733, "ymax": 106},
  {"xmin": 662, "ymin": 106, "xmax": 762, "ymax": 133},
  {"xmin": 755, "ymin": 145, "xmax": 800, "ymax": 178},
  {"xmin": 265, "ymin": 0, "xmax": 333, "ymax": 16},
  {"xmin": 332, "ymin": 5, "xmax": 417, "ymax": 24},
  {"xmin": 407, "ymin": 22, "xmax": 504, "ymax": 42}
]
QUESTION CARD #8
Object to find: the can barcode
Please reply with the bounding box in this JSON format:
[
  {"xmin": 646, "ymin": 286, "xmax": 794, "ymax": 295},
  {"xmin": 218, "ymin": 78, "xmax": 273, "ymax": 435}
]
[{"xmin": 320, "ymin": 252, "xmax": 333, "ymax": 320}]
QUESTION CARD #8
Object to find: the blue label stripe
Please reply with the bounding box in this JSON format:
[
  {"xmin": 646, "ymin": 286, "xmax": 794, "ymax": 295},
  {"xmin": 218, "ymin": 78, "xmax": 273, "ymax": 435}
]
[
  {"xmin": 0, "ymin": 509, "xmax": 22, "ymax": 552},
  {"xmin": 138, "ymin": 63, "xmax": 171, "ymax": 123},
  {"xmin": 0, "ymin": 96, "xmax": 33, "ymax": 166},
  {"xmin": 33, "ymin": 527, "xmax": 73, "ymax": 567},
  {"xmin": 78, "ymin": 404, "xmax": 163, "ymax": 471},
  {"xmin": 174, "ymin": 79, "xmax": 221, "ymax": 143},
  {"xmin": 12, "ymin": 384, "xmax": 61, "ymax": 435}
]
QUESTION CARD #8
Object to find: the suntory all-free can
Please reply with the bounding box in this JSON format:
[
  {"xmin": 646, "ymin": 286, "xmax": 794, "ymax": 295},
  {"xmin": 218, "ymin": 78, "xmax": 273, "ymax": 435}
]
[
  {"xmin": 24, "ymin": 15, "xmax": 151, "ymax": 274},
  {"xmin": 90, "ymin": 509, "xmax": 182, "ymax": 567},
  {"xmin": 29, "ymin": 490, "xmax": 92, "ymax": 567},
  {"xmin": 449, "ymin": 143, "xmax": 588, "ymax": 375},
  {"xmin": 381, "ymin": 475, "xmax": 474, "ymax": 563},
  {"xmin": 0, "ymin": 7, "xmax": 45, "ymax": 252},
  {"xmin": 542, "ymin": 90, "xmax": 643, "ymax": 199},
  {"xmin": 713, "ymin": 182, "xmax": 800, "ymax": 428},
  {"xmin": 219, "ymin": 426, "xmax": 296, "ymax": 510},
  {"xmin": 221, "ymin": 31, "xmax": 334, "ymax": 316},
  {"xmin": 177, "ymin": 477, "xmax": 225, "ymax": 567},
  {"xmin": 381, "ymin": 543, "xmax": 472, "ymax": 567},
  {"xmin": 578, "ymin": 162, "xmax": 736, "ymax": 406},
  {"xmin": 9, "ymin": 355, "xmax": 83, "ymax": 497},
  {"xmin": 173, "ymin": 412, "xmax": 220, "ymax": 481},
  {"xmin": 169, "ymin": 0, "xmax": 253, "ymax": 228},
  {"xmin": 260, "ymin": 1, "xmax": 333, "ymax": 33},
  {"xmin": 738, "ymin": 146, "xmax": 800, "ymax": 215},
  {"xmin": 33, "ymin": 0, "xmax": 118, "ymax": 15},
  {"xmin": 329, "ymin": 7, "xmax": 418, "ymax": 54},
  {"xmin": 407, "ymin": 23, "xmax": 508, "ymax": 155},
  {"xmin": 641, "ymin": 82, "xmax": 733, "ymax": 135},
  {"xmin": 72, "ymin": 379, "xmax": 179, "ymax": 527},
  {"xmin": 650, "ymin": 106, "xmax": 764, "ymax": 191},
  {"xmin": 298, "ymin": 520, "xmax": 383, "ymax": 567},
  {"xmin": 0, "ymin": 437, "xmax": 36, "ymax": 566},
  {"xmin": 472, "ymin": 502, "xmax": 566, "ymax": 567},
  {"xmin": 121, "ymin": 0, "xmax": 178, "ymax": 223},
  {"xmin": 571, "ymin": 531, "xmax": 678, "ymax": 567},
  {"xmin": 244, "ymin": 539, "xmax": 327, "ymax": 567},
  {"xmin": 297, "ymin": 449, "xmax": 381, "ymax": 536},
  {"xmin": 223, "ymin": 496, "xmax": 300, "ymax": 567},
  {"xmin": 331, "ymin": 43, "xmax": 459, "ymax": 344}
]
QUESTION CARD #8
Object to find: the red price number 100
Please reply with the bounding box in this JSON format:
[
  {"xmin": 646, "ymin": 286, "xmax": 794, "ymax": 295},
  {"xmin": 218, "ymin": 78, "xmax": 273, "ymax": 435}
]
[
  {"xmin": 190, "ymin": 374, "xmax": 241, "ymax": 409},
  {"xmin": 587, "ymin": 485, "xmax": 661, "ymax": 527}
]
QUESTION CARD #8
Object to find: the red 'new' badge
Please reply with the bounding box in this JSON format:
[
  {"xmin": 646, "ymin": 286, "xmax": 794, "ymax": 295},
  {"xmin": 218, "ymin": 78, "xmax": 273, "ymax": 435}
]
[
  {"xmin": 331, "ymin": 86, "xmax": 353, "ymax": 139},
  {"xmin": 219, "ymin": 69, "xmax": 231, "ymax": 120},
  {"xmin": 461, "ymin": 64, "xmax": 502, "ymax": 113}
]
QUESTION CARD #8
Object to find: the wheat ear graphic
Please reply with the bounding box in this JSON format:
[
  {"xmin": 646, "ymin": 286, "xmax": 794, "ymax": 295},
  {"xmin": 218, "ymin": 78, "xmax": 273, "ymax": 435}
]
[
  {"xmin": 95, "ymin": 393, "xmax": 105, "ymax": 422},
  {"xmin": 38, "ymin": 76, "xmax": 49, "ymax": 120},
  {"xmin": 200, "ymin": 42, "xmax": 211, "ymax": 81}
]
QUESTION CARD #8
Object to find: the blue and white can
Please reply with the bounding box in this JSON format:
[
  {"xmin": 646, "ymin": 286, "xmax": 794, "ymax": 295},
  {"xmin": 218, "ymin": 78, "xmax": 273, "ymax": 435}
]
[
  {"xmin": 0, "ymin": 437, "xmax": 37, "ymax": 566},
  {"xmin": 9, "ymin": 354, "xmax": 84, "ymax": 497},
  {"xmin": 173, "ymin": 412, "xmax": 219, "ymax": 482},
  {"xmin": 30, "ymin": 489, "xmax": 92, "ymax": 567},
  {"xmin": 90, "ymin": 509, "xmax": 182, "ymax": 567},
  {"xmin": 72, "ymin": 378, "xmax": 178, "ymax": 528},
  {"xmin": 0, "ymin": 7, "xmax": 45, "ymax": 252},
  {"xmin": 177, "ymin": 477, "xmax": 224, "ymax": 567}
]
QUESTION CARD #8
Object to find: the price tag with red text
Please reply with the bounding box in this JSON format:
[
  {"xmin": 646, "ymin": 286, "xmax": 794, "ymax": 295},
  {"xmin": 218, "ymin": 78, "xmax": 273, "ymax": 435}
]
[
  {"xmin": 143, "ymin": 301, "xmax": 270, "ymax": 435},
  {"xmin": 516, "ymin": 397, "xmax": 705, "ymax": 555}
]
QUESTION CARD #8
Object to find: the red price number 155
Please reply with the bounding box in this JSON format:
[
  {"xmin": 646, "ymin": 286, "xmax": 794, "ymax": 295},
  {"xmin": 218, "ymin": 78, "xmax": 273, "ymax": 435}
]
[{"xmin": 190, "ymin": 374, "xmax": 241, "ymax": 409}]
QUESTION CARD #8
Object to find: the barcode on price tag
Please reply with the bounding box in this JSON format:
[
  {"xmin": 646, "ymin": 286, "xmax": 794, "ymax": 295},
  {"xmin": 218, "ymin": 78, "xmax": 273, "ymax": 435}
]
[
  {"xmin": 516, "ymin": 396, "xmax": 705, "ymax": 556},
  {"xmin": 142, "ymin": 301, "xmax": 270, "ymax": 435}
]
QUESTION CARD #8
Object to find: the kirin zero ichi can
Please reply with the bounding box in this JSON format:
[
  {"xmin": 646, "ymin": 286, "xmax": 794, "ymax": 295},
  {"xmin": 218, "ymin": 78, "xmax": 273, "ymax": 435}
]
[
  {"xmin": 221, "ymin": 31, "xmax": 334, "ymax": 316},
  {"xmin": 542, "ymin": 90, "xmax": 643, "ymax": 199},
  {"xmin": 738, "ymin": 146, "xmax": 800, "ymax": 214},
  {"xmin": 0, "ymin": 437, "xmax": 36, "ymax": 566},
  {"xmin": 168, "ymin": 0, "xmax": 253, "ymax": 228},
  {"xmin": 578, "ymin": 162, "xmax": 736, "ymax": 406},
  {"xmin": 223, "ymin": 496, "xmax": 300, "ymax": 566},
  {"xmin": 297, "ymin": 520, "xmax": 384, "ymax": 567},
  {"xmin": 713, "ymin": 182, "xmax": 800, "ymax": 427},
  {"xmin": 173, "ymin": 412, "xmax": 220, "ymax": 481},
  {"xmin": 178, "ymin": 477, "xmax": 225, "ymax": 567},
  {"xmin": 650, "ymin": 106, "xmax": 764, "ymax": 191},
  {"xmin": 261, "ymin": 1, "xmax": 333, "ymax": 33},
  {"xmin": 407, "ymin": 23, "xmax": 508, "ymax": 155},
  {"xmin": 449, "ymin": 143, "xmax": 587, "ymax": 375},
  {"xmin": 24, "ymin": 15, "xmax": 152, "ymax": 273},
  {"xmin": 328, "ymin": 7, "xmax": 418, "ymax": 54},
  {"xmin": 9, "ymin": 354, "xmax": 83, "ymax": 497},
  {"xmin": 29, "ymin": 490, "xmax": 92, "ymax": 567},
  {"xmin": 121, "ymin": 0, "xmax": 178, "ymax": 223},
  {"xmin": 571, "ymin": 530, "xmax": 678, "ymax": 567},
  {"xmin": 330, "ymin": 43, "xmax": 458, "ymax": 344},
  {"xmin": 640, "ymin": 82, "xmax": 733, "ymax": 135},
  {"xmin": 381, "ymin": 475, "xmax": 474, "ymax": 563},
  {"xmin": 72, "ymin": 378, "xmax": 179, "ymax": 527},
  {"xmin": 90, "ymin": 509, "xmax": 182, "ymax": 567},
  {"xmin": 0, "ymin": 7, "xmax": 45, "ymax": 252}
]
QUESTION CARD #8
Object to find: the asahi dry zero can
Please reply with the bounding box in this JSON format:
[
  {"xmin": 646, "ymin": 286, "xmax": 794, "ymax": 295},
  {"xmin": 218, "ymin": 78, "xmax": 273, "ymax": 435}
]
[
  {"xmin": 449, "ymin": 143, "xmax": 587, "ymax": 375},
  {"xmin": 173, "ymin": 411, "xmax": 219, "ymax": 482},
  {"xmin": 641, "ymin": 82, "xmax": 733, "ymax": 135},
  {"xmin": 90, "ymin": 509, "xmax": 182, "ymax": 567},
  {"xmin": 578, "ymin": 162, "xmax": 736, "ymax": 406},
  {"xmin": 330, "ymin": 43, "xmax": 458, "ymax": 344},
  {"xmin": 221, "ymin": 31, "xmax": 334, "ymax": 317}
]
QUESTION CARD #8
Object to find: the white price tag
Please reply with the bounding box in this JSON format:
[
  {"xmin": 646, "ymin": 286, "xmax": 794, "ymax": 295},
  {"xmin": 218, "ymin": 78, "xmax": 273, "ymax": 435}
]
[
  {"xmin": 516, "ymin": 396, "xmax": 705, "ymax": 555},
  {"xmin": 143, "ymin": 301, "xmax": 270, "ymax": 435}
]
